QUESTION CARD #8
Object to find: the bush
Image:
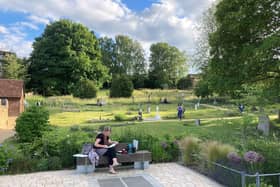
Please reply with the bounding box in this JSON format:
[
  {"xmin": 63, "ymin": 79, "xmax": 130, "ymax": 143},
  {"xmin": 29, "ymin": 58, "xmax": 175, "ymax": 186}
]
[
  {"xmin": 0, "ymin": 146, "xmax": 10, "ymax": 171},
  {"xmin": 177, "ymin": 76, "xmax": 193, "ymax": 90},
  {"xmin": 194, "ymin": 80, "xmax": 212, "ymax": 98},
  {"xmin": 179, "ymin": 137, "xmax": 201, "ymax": 165},
  {"xmin": 15, "ymin": 106, "xmax": 50, "ymax": 142},
  {"xmin": 202, "ymin": 141, "xmax": 235, "ymax": 164},
  {"xmin": 72, "ymin": 79, "xmax": 98, "ymax": 99},
  {"xmin": 110, "ymin": 74, "xmax": 133, "ymax": 97},
  {"xmin": 114, "ymin": 114, "xmax": 127, "ymax": 121}
]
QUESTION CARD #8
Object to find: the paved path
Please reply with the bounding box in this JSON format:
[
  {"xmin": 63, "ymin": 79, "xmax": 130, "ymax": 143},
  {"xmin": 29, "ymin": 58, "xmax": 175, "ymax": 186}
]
[
  {"xmin": 0, "ymin": 129, "xmax": 15, "ymax": 144},
  {"xmin": 0, "ymin": 163, "xmax": 223, "ymax": 187}
]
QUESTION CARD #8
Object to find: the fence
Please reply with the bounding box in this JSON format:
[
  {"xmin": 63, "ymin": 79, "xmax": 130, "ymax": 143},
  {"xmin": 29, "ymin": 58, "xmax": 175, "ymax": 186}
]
[{"xmin": 212, "ymin": 162, "xmax": 280, "ymax": 187}]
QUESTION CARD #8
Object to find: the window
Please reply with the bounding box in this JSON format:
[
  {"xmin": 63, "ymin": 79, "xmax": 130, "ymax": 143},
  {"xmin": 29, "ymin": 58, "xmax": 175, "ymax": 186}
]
[{"xmin": 1, "ymin": 98, "xmax": 7, "ymax": 106}]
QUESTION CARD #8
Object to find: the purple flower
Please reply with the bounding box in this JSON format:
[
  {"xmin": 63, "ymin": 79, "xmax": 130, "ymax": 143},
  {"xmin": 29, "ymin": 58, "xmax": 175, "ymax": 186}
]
[
  {"xmin": 161, "ymin": 142, "xmax": 168, "ymax": 149},
  {"xmin": 244, "ymin": 151, "xmax": 265, "ymax": 164},
  {"xmin": 227, "ymin": 152, "xmax": 242, "ymax": 164}
]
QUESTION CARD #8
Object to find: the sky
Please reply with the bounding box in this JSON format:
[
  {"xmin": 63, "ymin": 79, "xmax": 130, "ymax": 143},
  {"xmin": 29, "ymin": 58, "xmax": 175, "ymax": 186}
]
[{"xmin": 0, "ymin": 0, "xmax": 215, "ymax": 72}]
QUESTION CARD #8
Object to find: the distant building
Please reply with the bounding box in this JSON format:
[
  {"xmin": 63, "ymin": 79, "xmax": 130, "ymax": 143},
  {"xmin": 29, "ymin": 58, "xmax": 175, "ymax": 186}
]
[
  {"xmin": 0, "ymin": 79, "xmax": 24, "ymax": 129},
  {"xmin": 0, "ymin": 50, "xmax": 16, "ymax": 78}
]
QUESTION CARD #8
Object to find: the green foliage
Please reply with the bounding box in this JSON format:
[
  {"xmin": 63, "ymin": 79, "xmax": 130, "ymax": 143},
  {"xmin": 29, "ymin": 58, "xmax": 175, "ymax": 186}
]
[
  {"xmin": 179, "ymin": 137, "xmax": 201, "ymax": 165},
  {"xmin": 15, "ymin": 106, "xmax": 50, "ymax": 142},
  {"xmin": 112, "ymin": 128, "xmax": 179, "ymax": 162},
  {"xmin": 110, "ymin": 74, "xmax": 133, "ymax": 97},
  {"xmin": 177, "ymin": 76, "xmax": 193, "ymax": 90},
  {"xmin": 149, "ymin": 42, "xmax": 188, "ymax": 88},
  {"xmin": 205, "ymin": 0, "xmax": 280, "ymax": 98},
  {"xmin": 114, "ymin": 114, "xmax": 127, "ymax": 121},
  {"xmin": 194, "ymin": 80, "xmax": 212, "ymax": 98},
  {"xmin": 0, "ymin": 146, "xmax": 9, "ymax": 171},
  {"xmin": 72, "ymin": 79, "xmax": 98, "ymax": 99},
  {"xmin": 247, "ymin": 183, "xmax": 273, "ymax": 187},
  {"xmin": 2, "ymin": 54, "xmax": 27, "ymax": 80},
  {"xmin": 28, "ymin": 19, "xmax": 108, "ymax": 96}
]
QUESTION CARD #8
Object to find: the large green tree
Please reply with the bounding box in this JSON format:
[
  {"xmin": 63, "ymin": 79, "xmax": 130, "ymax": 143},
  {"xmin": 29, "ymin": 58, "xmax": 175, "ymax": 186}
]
[
  {"xmin": 207, "ymin": 0, "xmax": 280, "ymax": 98},
  {"xmin": 2, "ymin": 54, "xmax": 27, "ymax": 80},
  {"xmin": 99, "ymin": 35, "xmax": 147, "ymax": 88},
  {"xmin": 148, "ymin": 43, "xmax": 188, "ymax": 88},
  {"xmin": 28, "ymin": 19, "xmax": 108, "ymax": 96}
]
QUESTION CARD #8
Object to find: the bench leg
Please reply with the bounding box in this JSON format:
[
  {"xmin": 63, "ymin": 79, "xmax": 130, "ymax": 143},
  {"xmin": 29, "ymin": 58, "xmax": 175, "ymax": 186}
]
[{"xmin": 134, "ymin": 161, "xmax": 149, "ymax": 170}]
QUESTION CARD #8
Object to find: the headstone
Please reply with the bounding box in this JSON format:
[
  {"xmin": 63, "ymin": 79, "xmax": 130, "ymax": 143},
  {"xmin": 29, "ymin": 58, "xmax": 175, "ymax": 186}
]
[
  {"xmin": 257, "ymin": 115, "xmax": 270, "ymax": 136},
  {"xmin": 147, "ymin": 105, "xmax": 151, "ymax": 113},
  {"xmin": 154, "ymin": 105, "xmax": 161, "ymax": 120},
  {"xmin": 213, "ymin": 99, "xmax": 217, "ymax": 105},
  {"xmin": 195, "ymin": 119, "xmax": 200, "ymax": 126},
  {"xmin": 194, "ymin": 104, "xmax": 198, "ymax": 110}
]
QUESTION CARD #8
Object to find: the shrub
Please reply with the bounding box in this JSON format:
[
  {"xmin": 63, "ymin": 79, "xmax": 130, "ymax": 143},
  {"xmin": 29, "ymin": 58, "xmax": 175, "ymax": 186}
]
[
  {"xmin": 0, "ymin": 146, "xmax": 9, "ymax": 171},
  {"xmin": 47, "ymin": 156, "xmax": 62, "ymax": 170},
  {"xmin": 178, "ymin": 137, "xmax": 201, "ymax": 165},
  {"xmin": 194, "ymin": 80, "xmax": 212, "ymax": 98},
  {"xmin": 110, "ymin": 74, "xmax": 133, "ymax": 98},
  {"xmin": 177, "ymin": 76, "xmax": 193, "ymax": 90},
  {"xmin": 202, "ymin": 141, "xmax": 235, "ymax": 164},
  {"xmin": 15, "ymin": 106, "xmax": 50, "ymax": 142},
  {"xmin": 114, "ymin": 114, "xmax": 127, "ymax": 121},
  {"xmin": 72, "ymin": 79, "xmax": 98, "ymax": 99}
]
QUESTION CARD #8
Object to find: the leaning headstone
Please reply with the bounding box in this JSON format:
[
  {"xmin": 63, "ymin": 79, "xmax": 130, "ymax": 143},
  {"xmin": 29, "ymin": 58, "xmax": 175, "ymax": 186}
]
[
  {"xmin": 195, "ymin": 119, "xmax": 200, "ymax": 126},
  {"xmin": 257, "ymin": 115, "xmax": 270, "ymax": 136}
]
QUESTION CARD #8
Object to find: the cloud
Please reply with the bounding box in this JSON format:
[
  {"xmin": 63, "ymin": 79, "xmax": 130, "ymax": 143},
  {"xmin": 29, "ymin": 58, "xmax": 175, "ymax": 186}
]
[
  {"xmin": 0, "ymin": 24, "xmax": 33, "ymax": 57},
  {"xmin": 0, "ymin": 25, "xmax": 9, "ymax": 34},
  {"xmin": 0, "ymin": 0, "xmax": 214, "ymax": 62}
]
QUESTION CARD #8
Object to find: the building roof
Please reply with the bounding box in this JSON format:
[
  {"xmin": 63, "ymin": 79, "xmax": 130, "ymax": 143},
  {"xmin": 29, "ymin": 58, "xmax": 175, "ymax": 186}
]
[{"xmin": 0, "ymin": 79, "xmax": 24, "ymax": 98}]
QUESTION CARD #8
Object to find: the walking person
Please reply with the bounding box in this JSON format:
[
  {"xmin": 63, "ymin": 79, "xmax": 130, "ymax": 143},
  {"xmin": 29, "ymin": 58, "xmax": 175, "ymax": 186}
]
[
  {"xmin": 177, "ymin": 104, "xmax": 184, "ymax": 120},
  {"xmin": 94, "ymin": 126, "xmax": 120, "ymax": 174}
]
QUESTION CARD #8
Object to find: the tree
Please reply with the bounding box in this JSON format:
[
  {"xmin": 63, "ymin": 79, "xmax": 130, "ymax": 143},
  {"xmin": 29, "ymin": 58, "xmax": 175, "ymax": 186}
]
[
  {"xmin": 110, "ymin": 74, "xmax": 133, "ymax": 97},
  {"xmin": 148, "ymin": 43, "xmax": 188, "ymax": 88},
  {"xmin": 2, "ymin": 54, "xmax": 27, "ymax": 80},
  {"xmin": 206, "ymin": 0, "xmax": 280, "ymax": 98},
  {"xmin": 28, "ymin": 19, "xmax": 108, "ymax": 96},
  {"xmin": 115, "ymin": 35, "xmax": 146, "ymax": 75},
  {"xmin": 193, "ymin": 3, "xmax": 217, "ymax": 70},
  {"xmin": 99, "ymin": 35, "xmax": 147, "ymax": 88}
]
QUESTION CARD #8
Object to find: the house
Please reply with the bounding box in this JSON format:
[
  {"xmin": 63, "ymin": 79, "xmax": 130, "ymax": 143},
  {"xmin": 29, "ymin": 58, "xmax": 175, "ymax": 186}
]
[
  {"xmin": 0, "ymin": 50, "xmax": 16, "ymax": 78},
  {"xmin": 0, "ymin": 79, "xmax": 24, "ymax": 129}
]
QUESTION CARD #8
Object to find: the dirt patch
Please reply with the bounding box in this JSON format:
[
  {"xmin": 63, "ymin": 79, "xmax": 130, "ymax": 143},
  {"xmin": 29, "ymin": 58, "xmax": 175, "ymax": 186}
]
[{"xmin": 0, "ymin": 129, "xmax": 15, "ymax": 143}]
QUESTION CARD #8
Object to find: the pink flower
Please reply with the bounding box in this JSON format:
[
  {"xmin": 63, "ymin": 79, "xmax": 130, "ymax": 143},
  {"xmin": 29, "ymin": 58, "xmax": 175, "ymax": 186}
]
[
  {"xmin": 244, "ymin": 151, "xmax": 265, "ymax": 164},
  {"xmin": 227, "ymin": 152, "xmax": 242, "ymax": 164}
]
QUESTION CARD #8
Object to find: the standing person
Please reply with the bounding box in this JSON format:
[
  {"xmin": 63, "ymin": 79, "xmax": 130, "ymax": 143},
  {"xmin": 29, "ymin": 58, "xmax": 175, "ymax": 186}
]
[
  {"xmin": 177, "ymin": 104, "xmax": 183, "ymax": 120},
  {"xmin": 94, "ymin": 126, "xmax": 119, "ymax": 174}
]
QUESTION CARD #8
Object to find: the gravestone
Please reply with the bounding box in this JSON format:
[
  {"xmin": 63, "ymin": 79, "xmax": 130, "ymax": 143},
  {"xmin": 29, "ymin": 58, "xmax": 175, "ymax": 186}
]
[
  {"xmin": 257, "ymin": 115, "xmax": 270, "ymax": 136},
  {"xmin": 154, "ymin": 105, "xmax": 161, "ymax": 120},
  {"xmin": 194, "ymin": 104, "xmax": 198, "ymax": 110},
  {"xmin": 147, "ymin": 105, "xmax": 151, "ymax": 113}
]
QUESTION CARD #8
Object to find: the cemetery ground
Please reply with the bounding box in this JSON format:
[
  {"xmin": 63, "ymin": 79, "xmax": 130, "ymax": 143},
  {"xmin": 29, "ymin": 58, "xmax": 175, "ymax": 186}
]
[{"xmin": 1, "ymin": 89, "xmax": 280, "ymax": 186}]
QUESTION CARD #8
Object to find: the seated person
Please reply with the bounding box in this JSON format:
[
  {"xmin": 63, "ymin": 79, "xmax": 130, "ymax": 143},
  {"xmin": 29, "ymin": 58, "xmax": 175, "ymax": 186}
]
[{"xmin": 94, "ymin": 126, "xmax": 119, "ymax": 174}]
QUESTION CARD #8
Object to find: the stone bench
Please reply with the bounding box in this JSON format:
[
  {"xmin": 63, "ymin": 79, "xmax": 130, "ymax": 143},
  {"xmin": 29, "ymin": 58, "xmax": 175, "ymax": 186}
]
[{"xmin": 73, "ymin": 143, "xmax": 152, "ymax": 173}]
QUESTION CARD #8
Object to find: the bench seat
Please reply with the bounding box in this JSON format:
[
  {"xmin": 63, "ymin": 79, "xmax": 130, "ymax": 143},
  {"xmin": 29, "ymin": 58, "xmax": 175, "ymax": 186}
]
[{"xmin": 73, "ymin": 143, "xmax": 152, "ymax": 173}]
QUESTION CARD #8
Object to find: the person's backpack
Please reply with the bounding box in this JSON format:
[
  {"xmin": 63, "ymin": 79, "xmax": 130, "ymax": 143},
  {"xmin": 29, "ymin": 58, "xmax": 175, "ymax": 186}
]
[{"xmin": 81, "ymin": 143, "xmax": 93, "ymax": 155}]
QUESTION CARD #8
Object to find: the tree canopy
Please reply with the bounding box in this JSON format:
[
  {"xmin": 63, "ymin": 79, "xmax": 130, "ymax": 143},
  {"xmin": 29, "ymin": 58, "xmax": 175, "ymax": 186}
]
[
  {"xmin": 28, "ymin": 19, "xmax": 108, "ymax": 96},
  {"xmin": 206, "ymin": 0, "xmax": 280, "ymax": 100},
  {"xmin": 148, "ymin": 42, "xmax": 188, "ymax": 88}
]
